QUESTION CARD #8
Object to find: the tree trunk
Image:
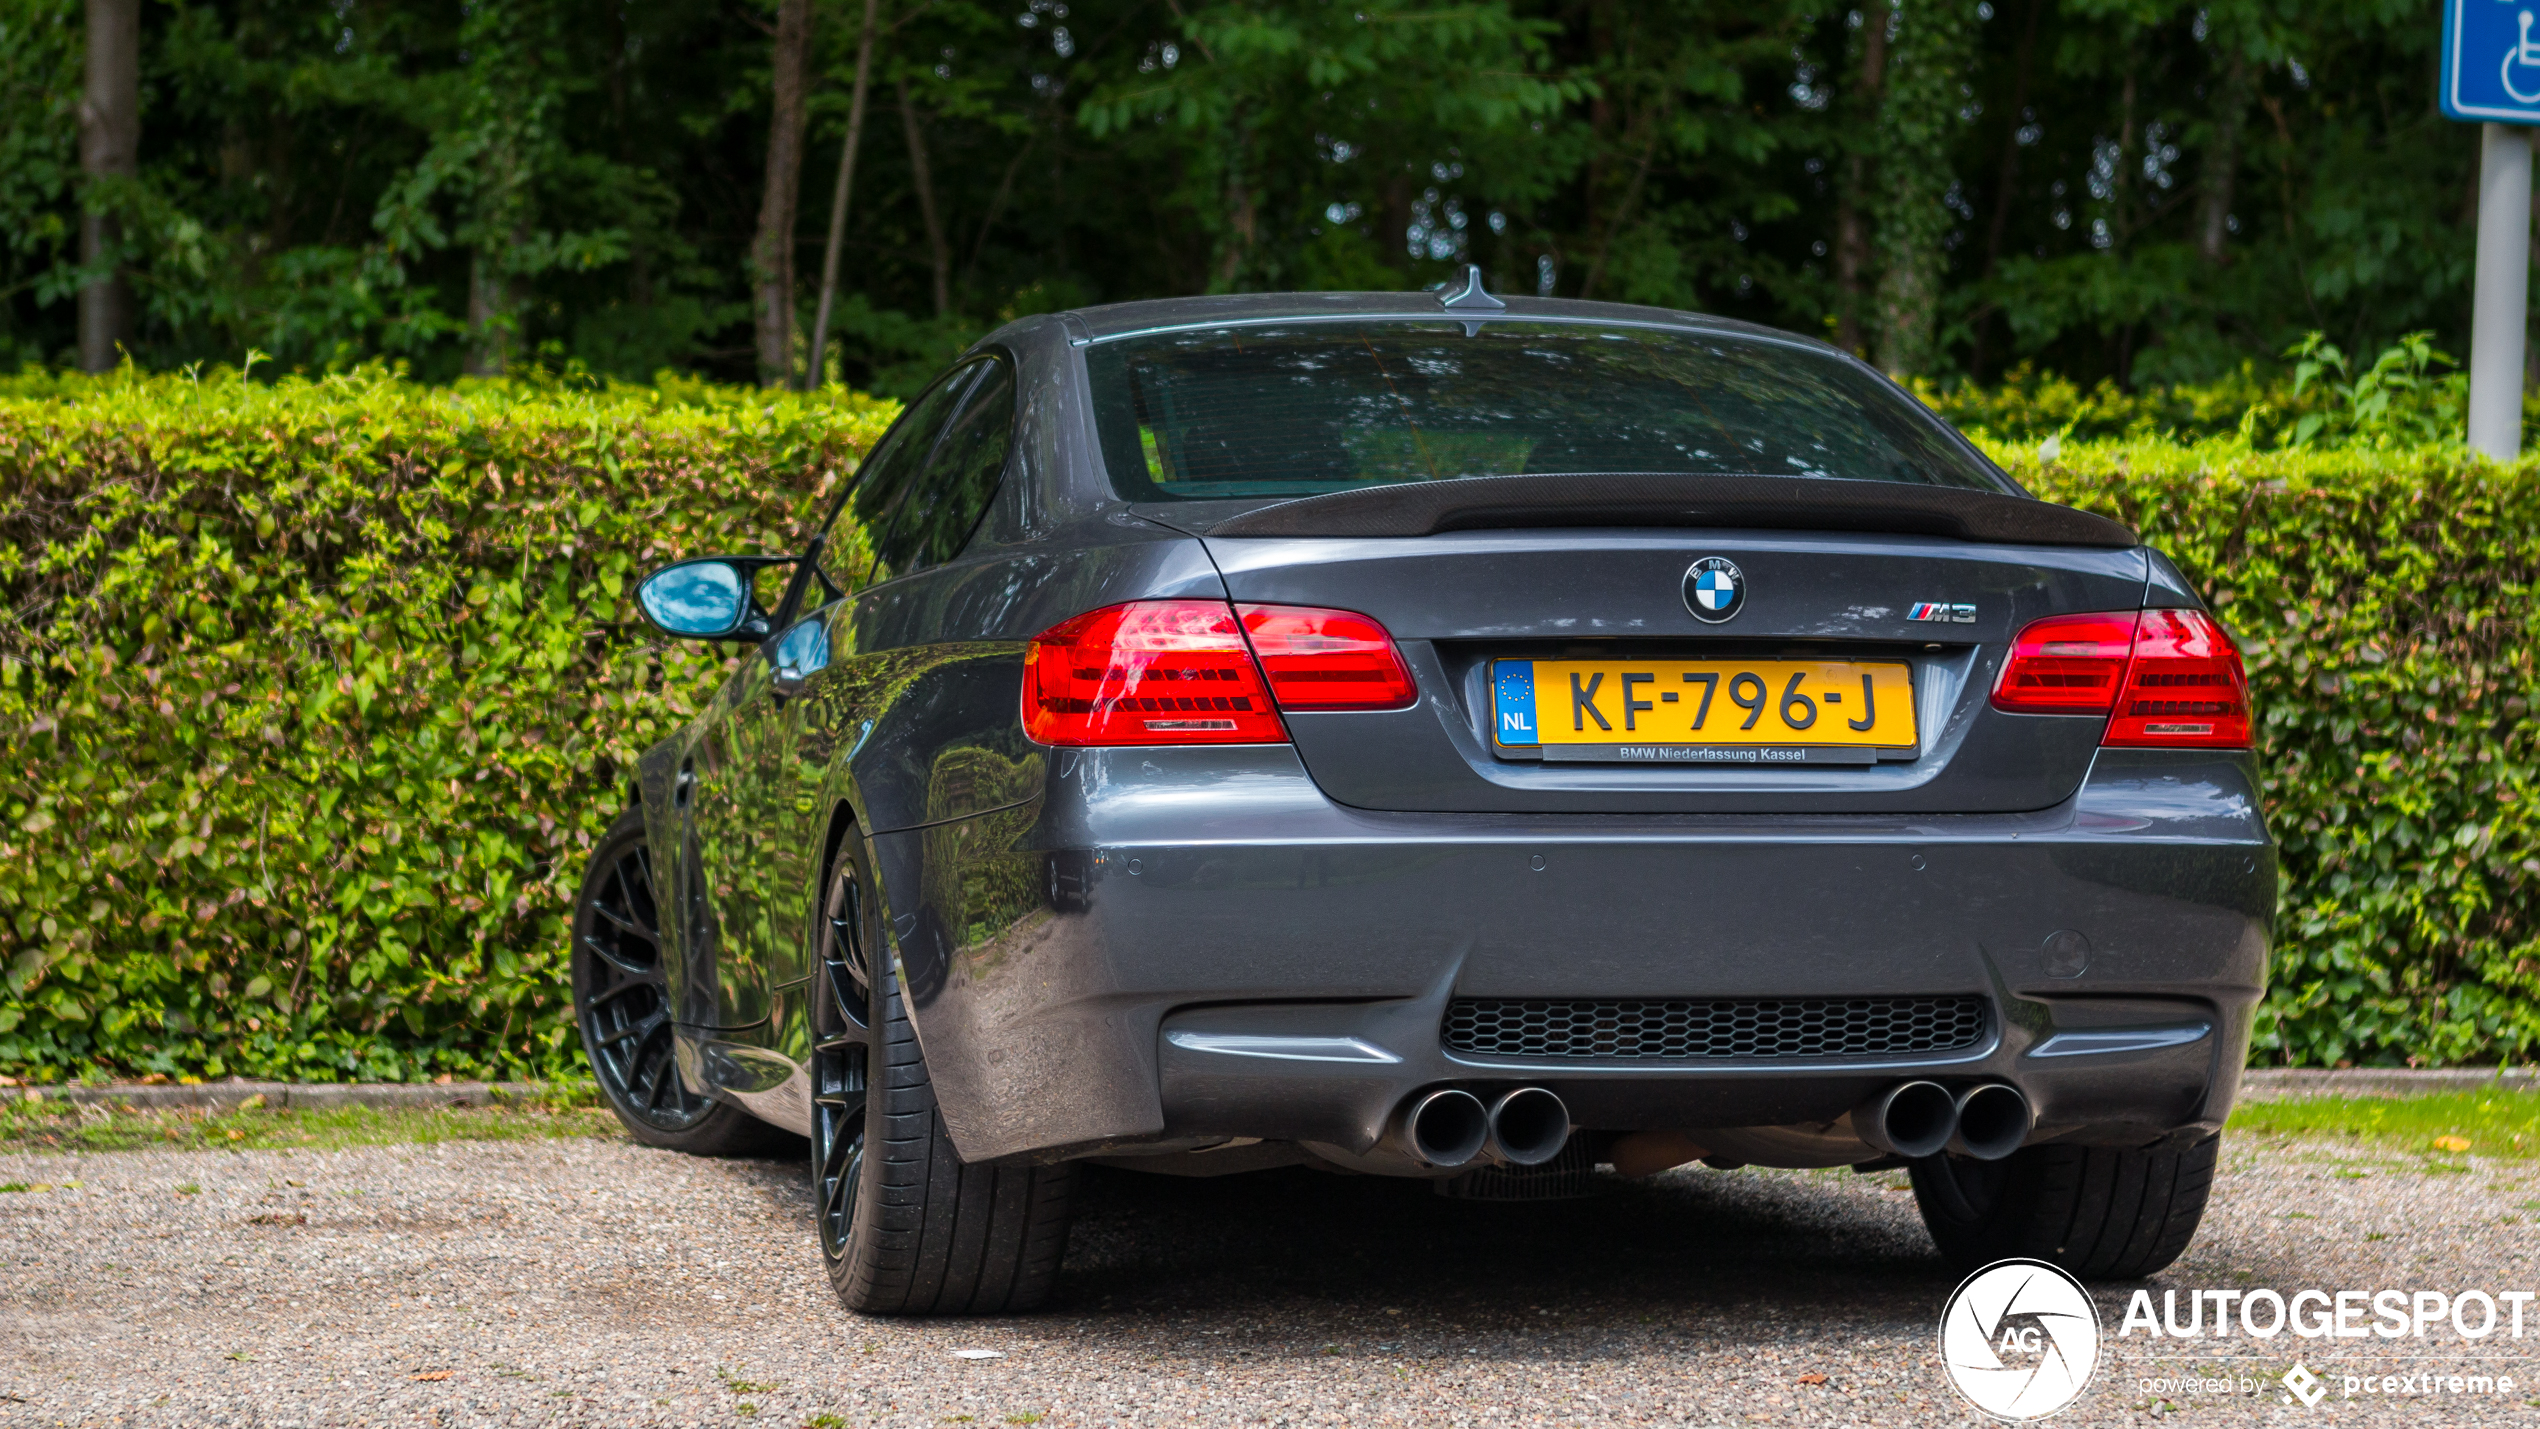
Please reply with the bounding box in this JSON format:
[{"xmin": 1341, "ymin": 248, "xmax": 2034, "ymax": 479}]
[
  {"xmin": 1872, "ymin": 0, "xmax": 1976, "ymax": 379},
  {"xmin": 1969, "ymin": 0, "xmax": 2043, "ymax": 378},
  {"xmin": 464, "ymin": 251, "xmax": 499, "ymax": 376},
  {"xmin": 1833, "ymin": 0, "xmax": 1890, "ymax": 357},
  {"xmin": 78, "ymin": 0, "xmax": 140, "ymax": 373},
  {"xmin": 1380, "ymin": 172, "xmax": 1414, "ymax": 273},
  {"xmin": 899, "ymin": 78, "xmax": 951, "ymax": 318},
  {"xmin": 1979, "ymin": 0, "xmax": 2039, "ymax": 278},
  {"xmin": 1578, "ymin": 0, "xmax": 1617, "ymax": 292},
  {"xmin": 752, "ymin": 0, "xmax": 818, "ymax": 387},
  {"xmin": 964, "ymin": 139, "xmax": 1034, "ymax": 288},
  {"xmin": 2114, "ymin": 65, "xmax": 2137, "ymax": 248},
  {"xmin": 1217, "ymin": 167, "xmax": 1256, "ymax": 289},
  {"xmin": 2196, "ymin": 54, "xmax": 2247, "ymax": 266},
  {"xmin": 1581, "ymin": 113, "xmax": 1664, "ymax": 302},
  {"xmin": 2107, "ymin": 60, "xmax": 2139, "ymax": 385},
  {"xmin": 807, "ymin": 0, "xmax": 882, "ymax": 390},
  {"xmin": 464, "ymin": 237, "xmax": 524, "ymax": 376}
]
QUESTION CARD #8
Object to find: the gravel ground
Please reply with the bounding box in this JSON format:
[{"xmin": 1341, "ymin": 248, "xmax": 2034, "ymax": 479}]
[{"xmin": 2, "ymin": 1129, "xmax": 2535, "ymax": 1427}]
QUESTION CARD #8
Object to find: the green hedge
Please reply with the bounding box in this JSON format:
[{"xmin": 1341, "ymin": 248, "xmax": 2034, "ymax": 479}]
[
  {"xmin": 0, "ymin": 367, "xmax": 891, "ymax": 1083},
  {"xmin": 2003, "ymin": 440, "xmax": 2540, "ymax": 1068},
  {"xmin": 0, "ymin": 369, "xmax": 2534, "ymax": 1081}
]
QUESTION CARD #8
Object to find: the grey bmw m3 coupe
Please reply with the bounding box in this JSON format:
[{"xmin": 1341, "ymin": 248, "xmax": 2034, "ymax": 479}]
[{"xmin": 572, "ymin": 274, "xmax": 2272, "ymax": 1316}]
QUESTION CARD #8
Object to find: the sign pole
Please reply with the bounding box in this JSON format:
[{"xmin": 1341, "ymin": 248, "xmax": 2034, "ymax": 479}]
[
  {"xmin": 2469, "ymin": 123, "xmax": 2531, "ymax": 462},
  {"xmin": 2442, "ymin": 0, "xmax": 2540, "ymax": 459}
]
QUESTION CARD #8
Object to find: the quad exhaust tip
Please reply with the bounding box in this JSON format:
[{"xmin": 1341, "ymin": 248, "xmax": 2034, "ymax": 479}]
[
  {"xmin": 1854, "ymin": 1080, "xmax": 1958, "ymax": 1161},
  {"xmin": 1403, "ymin": 1088, "xmax": 1491, "ymax": 1169},
  {"xmin": 1854, "ymin": 1080, "xmax": 2032, "ymax": 1162},
  {"xmin": 1405, "ymin": 1080, "xmax": 2020, "ymax": 1171},
  {"xmin": 1486, "ymin": 1087, "xmax": 1571, "ymax": 1167},
  {"xmin": 1949, "ymin": 1082, "xmax": 2032, "ymax": 1162},
  {"xmin": 1400, "ymin": 1086, "xmax": 1572, "ymax": 1168}
]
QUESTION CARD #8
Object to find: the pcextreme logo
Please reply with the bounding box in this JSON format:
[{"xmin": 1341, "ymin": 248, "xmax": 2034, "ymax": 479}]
[
  {"xmin": 2285, "ymin": 1363, "xmax": 2329, "ymax": 1407},
  {"xmin": 1938, "ymin": 1259, "xmax": 2103, "ymax": 1421}
]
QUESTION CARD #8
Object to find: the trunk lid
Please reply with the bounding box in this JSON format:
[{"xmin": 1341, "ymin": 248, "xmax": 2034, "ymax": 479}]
[{"xmin": 1200, "ymin": 527, "xmax": 2151, "ymax": 814}]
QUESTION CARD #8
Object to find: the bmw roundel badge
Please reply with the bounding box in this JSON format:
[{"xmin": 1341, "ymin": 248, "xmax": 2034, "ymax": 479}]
[{"xmin": 1683, "ymin": 556, "xmax": 1745, "ymax": 623}]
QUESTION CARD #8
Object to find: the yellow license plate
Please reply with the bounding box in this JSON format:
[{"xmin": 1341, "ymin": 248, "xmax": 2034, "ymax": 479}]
[{"xmin": 1492, "ymin": 659, "xmax": 1917, "ymax": 764}]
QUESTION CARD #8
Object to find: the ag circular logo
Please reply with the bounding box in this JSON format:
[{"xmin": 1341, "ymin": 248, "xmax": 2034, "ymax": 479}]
[
  {"xmin": 1682, "ymin": 556, "xmax": 1745, "ymax": 623},
  {"xmin": 1938, "ymin": 1258, "xmax": 2101, "ymax": 1421}
]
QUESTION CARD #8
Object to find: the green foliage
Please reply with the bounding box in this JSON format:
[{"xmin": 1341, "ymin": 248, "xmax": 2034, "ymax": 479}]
[
  {"xmin": 0, "ymin": 1083, "xmax": 612, "ymax": 1153},
  {"xmin": 1927, "ymin": 334, "xmax": 2491, "ymax": 452},
  {"xmin": 2280, "ymin": 331, "xmax": 2463, "ymax": 450},
  {"xmin": 1923, "ymin": 362, "xmax": 2282, "ymax": 444},
  {"xmin": 0, "ymin": 0, "xmax": 76, "ymax": 367},
  {"xmin": 0, "ymin": 365, "xmax": 892, "ymax": 1083},
  {"xmin": 2229, "ymin": 1091, "xmax": 2540, "ymax": 1159},
  {"xmin": 5, "ymin": 366, "xmax": 2540, "ymax": 1079},
  {"xmin": 0, "ymin": 0, "xmax": 2497, "ymax": 388},
  {"xmin": 1868, "ymin": 0, "xmax": 1979, "ymax": 375},
  {"xmin": 2005, "ymin": 441, "xmax": 2540, "ymax": 1068},
  {"xmin": 1075, "ymin": 0, "xmax": 1588, "ymax": 292}
]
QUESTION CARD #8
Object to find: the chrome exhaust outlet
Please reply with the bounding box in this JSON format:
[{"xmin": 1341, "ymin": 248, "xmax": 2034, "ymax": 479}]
[
  {"xmin": 1485, "ymin": 1087, "xmax": 1571, "ymax": 1167},
  {"xmin": 1400, "ymin": 1088, "xmax": 1490, "ymax": 1169},
  {"xmin": 1853, "ymin": 1080, "xmax": 1957, "ymax": 1160},
  {"xmin": 1948, "ymin": 1083, "xmax": 2032, "ymax": 1161}
]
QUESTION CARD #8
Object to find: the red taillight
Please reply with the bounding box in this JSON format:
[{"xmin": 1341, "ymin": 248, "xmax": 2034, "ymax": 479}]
[
  {"xmin": 1023, "ymin": 600, "xmax": 1287, "ymax": 745},
  {"xmin": 1993, "ymin": 608, "xmax": 2250, "ymax": 748},
  {"xmin": 1992, "ymin": 612, "xmax": 2140, "ymax": 714},
  {"xmin": 1022, "ymin": 600, "xmax": 1417, "ymax": 745},
  {"xmin": 2103, "ymin": 608, "xmax": 2251, "ymax": 748},
  {"xmin": 1238, "ymin": 604, "xmax": 1418, "ymax": 711}
]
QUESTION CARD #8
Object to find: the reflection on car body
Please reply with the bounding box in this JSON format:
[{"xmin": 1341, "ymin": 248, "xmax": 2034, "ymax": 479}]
[{"xmin": 569, "ymin": 273, "xmax": 2274, "ymax": 1316}]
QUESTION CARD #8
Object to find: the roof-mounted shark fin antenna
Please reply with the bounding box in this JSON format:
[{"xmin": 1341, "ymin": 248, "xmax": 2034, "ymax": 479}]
[
  {"xmin": 1436, "ymin": 264, "xmax": 1506, "ymax": 313},
  {"xmin": 1435, "ymin": 264, "xmax": 1505, "ymax": 334}
]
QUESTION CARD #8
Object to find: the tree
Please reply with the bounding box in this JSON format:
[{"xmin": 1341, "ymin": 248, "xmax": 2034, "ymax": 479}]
[
  {"xmin": 1833, "ymin": 0, "xmax": 1890, "ymax": 356},
  {"xmin": 807, "ymin": 0, "xmax": 884, "ymax": 388},
  {"xmin": 898, "ymin": 75, "xmax": 951, "ymax": 317},
  {"xmin": 76, "ymin": 0, "xmax": 135, "ymax": 372},
  {"xmin": 1079, "ymin": 0, "xmax": 1585, "ymax": 293},
  {"xmin": 0, "ymin": 0, "xmax": 2499, "ymax": 389},
  {"xmin": 753, "ymin": 0, "xmax": 819, "ymax": 387},
  {"xmin": 1871, "ymin": 0, "xmax": 1977, "ymax": 377}
]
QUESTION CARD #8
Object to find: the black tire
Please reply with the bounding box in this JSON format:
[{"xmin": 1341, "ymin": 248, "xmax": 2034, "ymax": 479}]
[
  {"xmin": 811, "ymin": 828, "xmax": 1075, "ymax": 1315},
  {"xmin": 572, "ymin": 807, "xmax": 781, "ymax": 1156},
  {"xmin": 1909, "ymin": 1133, "xmax": 2222, "ymax": 1280}
]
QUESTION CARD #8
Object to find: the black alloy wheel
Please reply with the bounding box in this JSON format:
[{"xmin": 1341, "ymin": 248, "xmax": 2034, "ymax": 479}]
[
  {"xmin": 572, "ymin": 808, "xmax": 776, "ymax": 1153},
  {"xmin": 812, "ymin": 841, "xmax": 876, "ymax": 1269},
  {"xmin": 813, "ymin": 828, "xmax": 1077, "ymax": 1314}
]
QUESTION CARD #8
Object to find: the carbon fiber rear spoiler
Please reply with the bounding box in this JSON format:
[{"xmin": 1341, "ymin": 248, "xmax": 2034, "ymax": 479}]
[{"xmin": 1199, "ymin": 472, "xmax": 2137, "ymax": 548}]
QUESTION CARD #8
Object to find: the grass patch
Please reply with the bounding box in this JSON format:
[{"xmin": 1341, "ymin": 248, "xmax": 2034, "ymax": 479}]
[
  {"xmin": 2229, "ymin": 1091, "xmax": 2540, "ymax": 1160},
  {"xmin": 0, "ymin": 1084, "xmax": 616, "ymax": 1154}
]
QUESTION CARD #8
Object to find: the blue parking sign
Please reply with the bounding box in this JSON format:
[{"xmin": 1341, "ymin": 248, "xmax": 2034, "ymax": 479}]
[{"xmin": 2445, "ymin": 0, "xmax": 2540, "ymax": 124}]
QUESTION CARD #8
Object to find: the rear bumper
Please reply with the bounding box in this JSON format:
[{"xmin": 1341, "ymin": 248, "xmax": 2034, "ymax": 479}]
[{"xmin": 872, "ymin": 746, "xmax": 2271, "ymax": 1167}]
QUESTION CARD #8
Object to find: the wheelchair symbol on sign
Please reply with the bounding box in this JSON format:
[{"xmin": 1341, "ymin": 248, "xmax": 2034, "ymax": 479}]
[{"xmin": 2507, "ymin": 9, "xmax": 2540, "ymax": 103}]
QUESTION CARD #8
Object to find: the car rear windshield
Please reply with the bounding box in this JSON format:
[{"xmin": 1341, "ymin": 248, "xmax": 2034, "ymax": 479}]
[{"xmin": 1083, "ymin": 321, "xmax": 2011, "ymax": 501}]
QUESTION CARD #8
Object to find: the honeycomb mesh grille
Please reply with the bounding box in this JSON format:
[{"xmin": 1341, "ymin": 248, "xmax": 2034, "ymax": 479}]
[{"xmin": 1442, "ymin": 995, "xmax": 1990, "ymax": 1060}]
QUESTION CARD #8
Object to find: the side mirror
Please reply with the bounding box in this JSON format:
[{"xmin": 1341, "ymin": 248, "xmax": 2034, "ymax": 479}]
[
  {"xmin": 769, "ymin": 615, "xmax": 833, "ymax": 694},
  {"xmin": 638, "ymin": 559, "xmax": 764, "ymax": 641}
]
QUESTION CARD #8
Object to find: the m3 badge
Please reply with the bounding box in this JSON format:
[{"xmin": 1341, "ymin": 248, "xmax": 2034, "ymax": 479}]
[{"xmin": 1908, "ymin": 602, "xmax": 1977, "ymax": 624}]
